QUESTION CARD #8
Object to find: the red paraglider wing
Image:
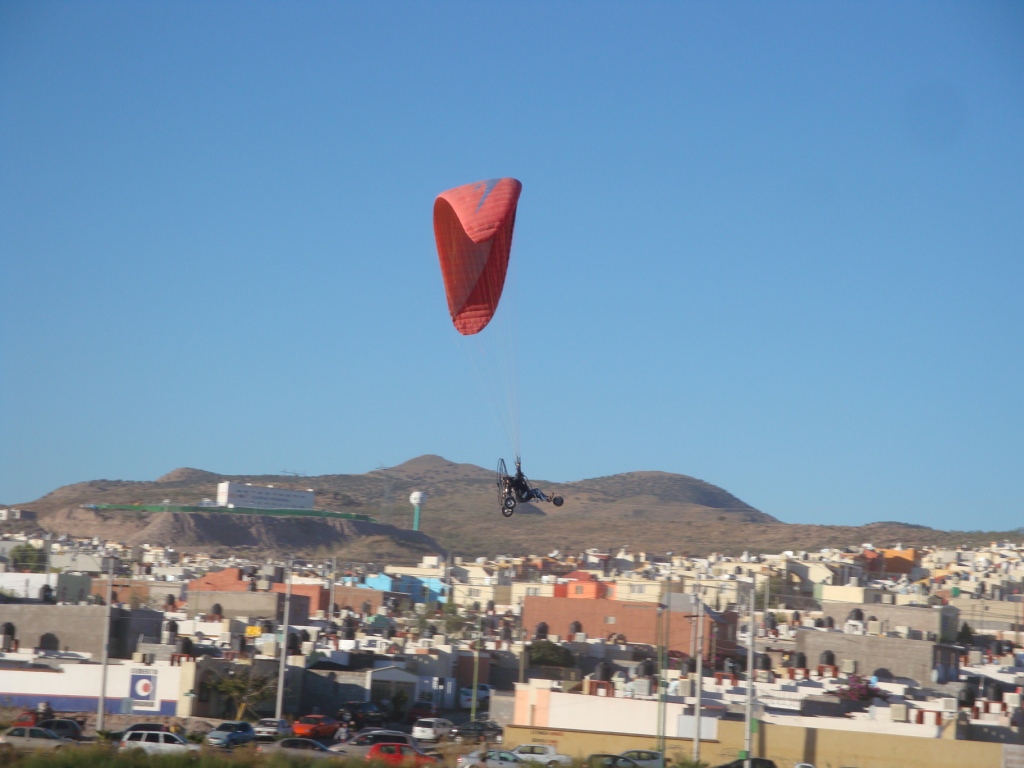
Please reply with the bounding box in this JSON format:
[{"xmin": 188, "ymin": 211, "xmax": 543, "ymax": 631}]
[{"xmin": 434, "ymin": 178, "xmax": 522, "ymax": 335}]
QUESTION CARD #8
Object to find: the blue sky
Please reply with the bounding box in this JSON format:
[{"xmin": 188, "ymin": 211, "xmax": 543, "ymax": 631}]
[{"xmin": 2, "ymin": 2, "xmax": 1022, "ymax": 531}]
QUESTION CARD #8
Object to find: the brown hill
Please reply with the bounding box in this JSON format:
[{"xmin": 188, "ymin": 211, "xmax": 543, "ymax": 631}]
[{"xmin": 14, "ymin": 455, "xmax": 1005, "ymax": 560}]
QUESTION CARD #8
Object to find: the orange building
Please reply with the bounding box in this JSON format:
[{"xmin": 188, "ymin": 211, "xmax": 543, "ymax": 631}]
[
  {"xmin": 187, "ymin": 567, "xmax": 253, "ymax": 593},
  {"xmin": 522, "ymin": 595, "xmax": 737, "ymax": 659},
  {"xmin": 554, "ymin": 572, "xmax": 612, "ymax": 599},
  {"xmin": 880, "ymin": 548, "xmax": 918, "ymax": 575}
]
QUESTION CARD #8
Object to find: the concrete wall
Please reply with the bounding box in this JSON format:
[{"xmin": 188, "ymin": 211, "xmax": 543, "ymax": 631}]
[
  {"xmin": 817, "ymin": 601, "xmax": 958, "ymax": 640},
  {"xmin": 505, "ymin": 718, "xmax": 1004, "ymax": 768},
  {"xmin": 794, "ymin": 629, "xmax": 946, "ymax": 685},
  {"xmin": 0, "ymin": 658, "xmax": 183, "ymax": 716},
  {"xmin": 499, "ymin": 720, "xmax": 1003, "ymax": 768},
  {"xmin": 187, "ymin": 590, "xmax": 310, "ymax": 625},
  {"xmin": 0, "ymin": 604, "xmax": 161, "ymax": 658}
]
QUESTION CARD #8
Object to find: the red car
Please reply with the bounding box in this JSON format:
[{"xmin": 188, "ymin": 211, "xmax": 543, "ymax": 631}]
[
  {"xmin": 366, "ymin": 743, "xmax": 439, "ymax": 766},
  {"xmin": 292, "ymin": 715, "xmax": 339, "ymax": 740}
]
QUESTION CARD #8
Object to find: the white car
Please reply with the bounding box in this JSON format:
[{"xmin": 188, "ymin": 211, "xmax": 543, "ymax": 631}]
[
  {"xmin": 254, "ymin": 718, "xmax": 293, "ymax": 740},
  {"xmin": 412, "ymin": 718, "xmax": 454, "ymax": 742},
  {"xmin": 119, "ymin": 731, "xmax": 200, "ymax": 756}
]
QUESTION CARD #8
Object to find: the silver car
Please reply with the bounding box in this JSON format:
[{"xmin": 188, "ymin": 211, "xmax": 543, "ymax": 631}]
[
  {"xmin": 256, "ymin": 737, "xmax": 344, "ymax": 761},
  {"xmin": 457, "ymin": 749, "xmax": 527, "ymax": 768},
  {"xmin": 0, "ymin": 726, "xmax": 76, "ymax": 753},
  {"xmin": 254, "ymin": 718, "xmax": 294, "ymax": 740},
  {"xmin": 619, "ymin": 751, "xmax": 664, "ymax": 768},
  {"xmin": 119, "ymin": 731, "xmax": 200, "ymax": 756}
]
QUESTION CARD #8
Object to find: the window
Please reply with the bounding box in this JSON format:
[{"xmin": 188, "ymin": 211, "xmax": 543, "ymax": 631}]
[
  {"xmin": 630, "ymin": 584, "xmax": 645, "ymax": 594},
  {"xmin": 526, "ymin": 587, "xmax": 540, "ymax": 596},
  {"xmin": 575, "ymin": 585, "xmax": 584, "ymax": 594},
  {"xmin": 145, "ymin": 733, "xmax": 161, "ymax": 743},
  {"xmin": 9, "ymin": 729, "xmax": 24, "ymax": 738},
  {"xmin": 605, "ymin": 616, "xmax": 617, "ymax": 624},
  {"xmin": 468, "ymin": 588, "xmax": 481, "ymax": 597}
]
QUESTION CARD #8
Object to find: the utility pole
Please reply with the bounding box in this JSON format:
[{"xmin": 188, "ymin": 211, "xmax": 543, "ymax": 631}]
[
  {"xmin": 328, "ymin": 557, "xmax": 336, "ymax": 623},
  {"xmin": 518, "ymin": 635, "xmax": 527, "ymax": 684},
  {"xmin": 470, "ymin": 612, "xmax": 482, "ymax": 721},
  {"xmin": 743, "ymin": 576, "xmax": 756, "ymax": 768},
  {"xmin": 693, "ymin": 576, "xmax": 704, "ymax": 764},
  {"xmin": 655, "ymin": 603, "xmax": 665, "ymax": 755},
  {"xmin": 97, "ymin": 555, "xmax": 114, "ymax": 732},
  {"xmin": 275, "ymin": 562, "xmax": 293, "ymax": 719}
]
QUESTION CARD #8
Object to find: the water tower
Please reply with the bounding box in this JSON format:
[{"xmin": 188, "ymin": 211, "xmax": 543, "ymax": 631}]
[{"xmin": 409, "ymin": 491, "xmax": 426, "ymax": 531}]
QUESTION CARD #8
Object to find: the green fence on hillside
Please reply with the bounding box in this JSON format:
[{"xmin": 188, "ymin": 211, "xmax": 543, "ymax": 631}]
[{"xmin": 92, "ymin": 504, "xmax": 376, "ymax": 523}]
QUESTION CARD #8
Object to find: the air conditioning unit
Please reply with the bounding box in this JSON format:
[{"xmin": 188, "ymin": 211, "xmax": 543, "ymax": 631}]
[
  {"xmin": 890, "ymin": 703, "xmax": 909, "ymax": 722},
  {"xmin": 420, "ymin": 639, "xmax": 433, "ymax": 648},
  {"xmin": 881, "ymin": 594, "xmax": 895, "ymax": 604},
  {"xmin": 840, "ymin": 659, "xmax": 857, "ymax": 674},
  {"xmin": 574, "ymin": 632, "xmax": 587, "ymax": 642}
]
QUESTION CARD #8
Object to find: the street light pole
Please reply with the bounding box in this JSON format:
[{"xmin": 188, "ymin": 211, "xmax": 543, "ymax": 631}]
[
  {"xmin": 97, "ymin": 555, "xmax": 114, "ymax": 733},
  {"xmin": 470, "ymin": 613, "xmax": 482, "ymax": 721},
  {"xmin": 275, "ymin": 562, "xmax": 293, "ymax": 719},
  {"xmin": 656, "ymin": 603, "xmax": 665, "ymax": 756},
  {"xmin": 693, "ymin": 576, "xmax": 703, "ymax": 763},
  {"xmin": 743, "ymin": 575, "xmax": 756, "ymax": 768}
]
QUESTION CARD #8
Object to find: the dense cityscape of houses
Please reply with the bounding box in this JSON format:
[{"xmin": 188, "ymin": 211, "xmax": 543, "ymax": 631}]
[{"xmin": 2, "ymin": 508, "xmax": 1024, "ymax": 766}]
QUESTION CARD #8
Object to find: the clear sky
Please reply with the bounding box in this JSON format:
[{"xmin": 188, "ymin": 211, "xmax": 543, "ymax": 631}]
[{"xmin": 2, "ymin": 2, "xmax": 1022, "ymax": 532}]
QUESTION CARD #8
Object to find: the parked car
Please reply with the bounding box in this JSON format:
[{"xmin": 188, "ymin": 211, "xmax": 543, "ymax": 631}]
[
  {"xmin": 329, "ymin": 729, "xmax": 417, "ymax": 756},
  {"xmin": 411, "ymin": 718, "xmax": 454, "ymax": 742},
  {"xmin": 366, "ymin": 742, "xmax": 439, "ymax": 766},
  {"xmin": 254, "ymin": 718, "xmax": 294, "ymax": 740},
  {"xmin": 456, "ymin": 749, "xmax": 526, "ymax": 768},
  {"xmin": 406, "ymin": 701, "xmax": 440, "ymax": 724},
  {"xmin": 509, "ymin": 744, "xmax": 574, "ymax": 766},
  {"xmin": 619, "ymin": 751, "xmax": 664, "ymax": 768},
  {"xmin": 293, "ymin": 715, "xmax": 340, "ymax": 740},
  {"xmin": 256, "ymin": 737, "xmax": 344, "ymax": 760},
  {"xmin": 711, "ymin": 760, "xmax": 777, "ymax": 768},
  {"xmin": 338, "ymin": 701, "xmax": 386, "ymax": 730},
  {"xmin": 119, "ymin": 731, "xmax": 200, "ymax": 756},
  {"xmin": 204, "ymin": 720, "xmax": 256, "ymax": 749},
  {"xmin": 122, "ymin": 723, "xmax": 169, "ymax": 735},
  {"xmin": 0, "ymin": 727, "xmax": 76, "ymax": 753},
  {"xmin": 449, "ymin": 720, "xmax": 504, "ymax": 745},
  {"xmin": 459, "ymin": 684, "xmax": 495, "ymax": 709},
  {"xmin": 35, "ymin": 719, "xmax": 86, "ymax": 741},
  {"xmin": 585, "ymin": 754, "xmax": 642, "ymax": 768}
]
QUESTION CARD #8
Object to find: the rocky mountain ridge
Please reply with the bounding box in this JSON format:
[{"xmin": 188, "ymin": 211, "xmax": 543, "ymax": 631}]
[{"xmin": 7, "ymin": 455, "xmax": 999, "ymax": 560}]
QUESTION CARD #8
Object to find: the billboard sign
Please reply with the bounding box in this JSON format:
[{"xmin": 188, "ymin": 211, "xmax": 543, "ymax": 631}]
[{"xmin": 129, "ymin": 667, "xmax": 158, "ymax": 710}]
